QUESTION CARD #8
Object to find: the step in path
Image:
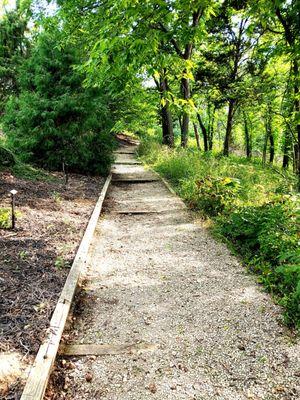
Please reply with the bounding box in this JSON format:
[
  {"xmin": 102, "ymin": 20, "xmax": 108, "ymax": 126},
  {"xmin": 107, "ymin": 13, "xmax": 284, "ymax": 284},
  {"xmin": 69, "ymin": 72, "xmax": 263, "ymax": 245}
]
[{"xmin": 59, "ymin": 145, "xmax": 300, "ymax": 400}]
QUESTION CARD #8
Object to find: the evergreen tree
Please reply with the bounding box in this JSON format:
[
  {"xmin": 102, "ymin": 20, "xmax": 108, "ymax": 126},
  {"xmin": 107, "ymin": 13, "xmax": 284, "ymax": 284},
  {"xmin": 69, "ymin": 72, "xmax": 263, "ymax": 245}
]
[
  {"xmin": 3, "ymin": 22, "xmax": 115, "ymax": 174},
  {"xmin": 0, "ymin": 0, "xmax": 31, "ymax": 112}
]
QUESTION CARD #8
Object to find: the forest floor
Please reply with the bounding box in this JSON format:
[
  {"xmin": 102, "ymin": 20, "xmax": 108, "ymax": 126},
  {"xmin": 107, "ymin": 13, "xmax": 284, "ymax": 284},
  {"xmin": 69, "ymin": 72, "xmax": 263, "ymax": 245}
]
[
  {"xmin": 48, "ymin": 149, "xmax": 300, "ymax": 400},
  {"xmin": 0, "ymin": 169, "xmax": 104, "ymax": 399}
]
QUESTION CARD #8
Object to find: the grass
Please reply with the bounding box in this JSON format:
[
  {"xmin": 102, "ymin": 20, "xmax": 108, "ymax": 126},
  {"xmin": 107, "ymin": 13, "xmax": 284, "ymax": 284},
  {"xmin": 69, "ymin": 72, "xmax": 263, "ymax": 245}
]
[
  {"xmin": 10, "ymin": 161, "xmax": 59, "ymax": 182},
  {"xmin": 138, "ymin": 135, "xmax": 300, "ymax": 329},
  {"xmin": 1, "ymin": 136, "xmax": 58, "ymax": 182}
]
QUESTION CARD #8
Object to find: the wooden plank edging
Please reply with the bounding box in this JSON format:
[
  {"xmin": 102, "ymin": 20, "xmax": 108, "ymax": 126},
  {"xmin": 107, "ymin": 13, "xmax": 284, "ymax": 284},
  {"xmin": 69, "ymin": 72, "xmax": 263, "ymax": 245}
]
[{"xmin": 20, "ymin": 173, "xmax": 112, "ymax": 400}]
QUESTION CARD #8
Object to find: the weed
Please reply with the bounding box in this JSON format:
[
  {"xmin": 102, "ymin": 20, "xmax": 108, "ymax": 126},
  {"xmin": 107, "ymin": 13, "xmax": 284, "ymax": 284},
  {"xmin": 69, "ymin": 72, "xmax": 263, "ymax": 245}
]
[
  {"xmin": 0, "ymin": 208, "xmax": 11, "ymax": 228},
  {"xmin": 54, "ymin": 256, "xmax": 69, "ymax": 270}
]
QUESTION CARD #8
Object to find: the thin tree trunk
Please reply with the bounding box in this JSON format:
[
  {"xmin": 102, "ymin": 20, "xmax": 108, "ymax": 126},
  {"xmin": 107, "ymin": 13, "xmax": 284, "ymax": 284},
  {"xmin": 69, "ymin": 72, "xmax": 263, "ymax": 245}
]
[
  {"xmin": 197, "ymin": 113, "xmax": 208, "ymax": 151},
  {"xmin": 178, "ymin": 115, "xmax": 183, "ymax": 132},
  {"xmin": 193, "ymin": 123, "xmax": 201, "ymax": 150},
  {"xmin": 263, "ymin": 108, "xmax": 272, "ymax": 165},
  {"xmin": 262, "ymin": 130, "xmax": 268, "ymax": 166},
  {"xmin": 180, "ymin": 77, "xmax": 190, "ymax": 147},
  {"xmin": 265, "ymin": 106, "xmax": 274, "ymax": 164},
  {"xmin": 208, "ymin": 106, "xmax": 215, "ymax": 151},
  {"xmin": 161, "ymin": 100, "xmax": 174, "ymax": 147},
  {"xmin": 269, "ymin": 132, "xmax": 275, "ymax": 164},
  {"xmin": 243, "ymin": 111, "xmax": 252, "ymax": 159},
  {"xmin": 223, "ymin": 99, "xmax": 235, "ymax": 156},
  {"xmin": 154, "ymin": 73, "xmax": 174, "ymax": 147},
  {"xmin": 282, "ymin": 129, "xmax": 291, "ymax": 168}
]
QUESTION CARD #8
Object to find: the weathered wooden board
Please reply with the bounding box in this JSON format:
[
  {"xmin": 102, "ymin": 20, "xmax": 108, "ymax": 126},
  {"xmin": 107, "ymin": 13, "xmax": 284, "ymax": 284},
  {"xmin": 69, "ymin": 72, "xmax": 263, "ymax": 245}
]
[
  {"xmin": 113, "ymin": 178, "xmax": 160, "ymax": 183},
  {"xmin": 20, "ymin": 174, "xmax": 112, "ymax": 400},
  {"xmin": 60, "ymin": 342, "xmax": 158, "ymax": 356},
  {"xmin": 112, "ymin": 172, "xmax": 160, "ymax": 183},
  {"xmin": 113, "ymin": 208, "xmax": 184, "ymax": 215},
  {"xmin": 113, "ymin": 161, "xmax": 142, "ymax": 165}
]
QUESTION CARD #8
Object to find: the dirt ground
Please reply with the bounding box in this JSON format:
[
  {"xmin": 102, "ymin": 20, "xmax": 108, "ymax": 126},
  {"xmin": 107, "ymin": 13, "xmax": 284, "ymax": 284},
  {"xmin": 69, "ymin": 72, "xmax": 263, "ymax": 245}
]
[{"xmin": 0, "ymin": 169, "xmax": 104, "ymax": 399}]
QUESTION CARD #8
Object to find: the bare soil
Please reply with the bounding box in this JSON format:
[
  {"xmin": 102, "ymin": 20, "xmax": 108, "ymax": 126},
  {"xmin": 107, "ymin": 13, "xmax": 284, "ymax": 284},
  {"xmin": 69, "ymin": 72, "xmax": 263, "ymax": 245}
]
[{"xmin": 0, "ymin": 169, "xmax": 104, "ymax": 399}]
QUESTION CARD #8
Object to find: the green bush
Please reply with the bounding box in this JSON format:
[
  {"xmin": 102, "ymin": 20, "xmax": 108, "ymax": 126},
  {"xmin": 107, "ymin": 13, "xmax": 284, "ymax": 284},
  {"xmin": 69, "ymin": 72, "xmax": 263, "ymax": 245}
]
[
  {"xmin": 194, "ymin": 176, "xmax": 241, "ymax": 216},
  {"xmin": 3, "ymin": 27, "xmax": 115, "ymax": 175},
  {"xmin": 0, "ymin": 144, "xmax": 15, "ymax": 167}
]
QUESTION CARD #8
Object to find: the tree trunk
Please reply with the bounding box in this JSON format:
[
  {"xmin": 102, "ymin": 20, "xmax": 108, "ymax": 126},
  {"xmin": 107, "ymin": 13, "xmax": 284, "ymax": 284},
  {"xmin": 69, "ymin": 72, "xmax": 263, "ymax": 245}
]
[
  {"xmin": 180, "ymin": 77, "xmax": 190, "ymax": 147},
  {"xmin": 155, "ymin": 73, "xmax": 174, "ymax": 147},
  {"xmin": 208, "ymin": 105, "xmax": 215, "ymax": 151},
  {"xmin": 262, "ymin": 108, "xmax": 272, "ymax": 165},
  {"xmin": 265, "ymin": 106, "xmax": 274, "ymax": 164},
  {"xmin": 223, "ymin": 99, "xmax": 235, "ymax": 156},
  {"xmin": 262, "ymin": 130, "xmax": 268, "ymax": 166},
  {"xmin": 197, "ymin": 113, "xmax": 208, "ymax": 151},
  {"xmin": 282, "ymin": 129, "xmax": 291, "ymax": 168},
  {"xmin": 269, "ymin": 132, "xmax": 275, "ymax": 164},
  {"xmin": 243, "ymin": 112, "xmax": 252, "ymax": 159},
  {"xmin": 193, "ymin": 123, "xmax": 201, "ymax": 150},
  {"xmin": 161, "ymin": 100, "xmax": 174, "ymax": 147}
]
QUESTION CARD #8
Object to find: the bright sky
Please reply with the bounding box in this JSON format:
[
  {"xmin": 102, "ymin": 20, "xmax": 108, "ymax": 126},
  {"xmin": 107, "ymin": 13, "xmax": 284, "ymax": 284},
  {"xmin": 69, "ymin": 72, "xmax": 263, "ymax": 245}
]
[
  {"xmin": 0, "ymin": 0, "xmax": 14, "ymax": 17},
  {"xmin": 0, "ymin": 0, "xmax": 57, "ymax": 17}
]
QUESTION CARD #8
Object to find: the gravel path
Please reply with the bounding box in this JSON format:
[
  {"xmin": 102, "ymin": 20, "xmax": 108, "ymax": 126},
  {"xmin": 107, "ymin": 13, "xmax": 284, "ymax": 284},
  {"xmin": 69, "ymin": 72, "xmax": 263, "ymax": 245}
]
[{"xmin": 54, "ymin": 148, "xmax": 300, "ymax": 400}]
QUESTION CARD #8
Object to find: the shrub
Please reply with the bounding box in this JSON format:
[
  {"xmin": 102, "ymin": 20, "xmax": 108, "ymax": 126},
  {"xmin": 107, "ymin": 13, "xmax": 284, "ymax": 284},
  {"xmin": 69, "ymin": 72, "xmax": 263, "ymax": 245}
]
[
  {"xmin": 194, "ymin": 176, "xmax": 241, "ymax": 216},
  {"xmin": 0, "ymin": 144, "xmax": 15, "ymax": 167},
  {"xmin": 3, "ymin": 27, "xmax": 115, "ymax": 175}
]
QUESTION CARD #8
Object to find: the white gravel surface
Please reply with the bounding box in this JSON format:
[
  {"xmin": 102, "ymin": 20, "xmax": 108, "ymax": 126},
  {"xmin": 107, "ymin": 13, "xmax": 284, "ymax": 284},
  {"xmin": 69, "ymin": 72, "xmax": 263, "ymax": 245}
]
[{"xmin": 55, "ymin": 148, "xmax": 300, "ymax": 400}]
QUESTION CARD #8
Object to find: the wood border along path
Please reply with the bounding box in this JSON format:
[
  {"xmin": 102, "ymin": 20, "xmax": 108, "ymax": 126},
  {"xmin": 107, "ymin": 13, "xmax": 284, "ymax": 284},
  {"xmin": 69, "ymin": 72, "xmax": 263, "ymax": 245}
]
[{"xmin": 20, "ymin": 174, "xmax": 112, "ymax": 400}]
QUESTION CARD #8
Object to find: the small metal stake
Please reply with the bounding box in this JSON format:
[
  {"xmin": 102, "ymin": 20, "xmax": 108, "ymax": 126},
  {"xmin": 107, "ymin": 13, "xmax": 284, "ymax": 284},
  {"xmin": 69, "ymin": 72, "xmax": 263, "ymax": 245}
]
[{"xmin": 10, "ymin": 189, "xmax": 18, "ymax": 229}]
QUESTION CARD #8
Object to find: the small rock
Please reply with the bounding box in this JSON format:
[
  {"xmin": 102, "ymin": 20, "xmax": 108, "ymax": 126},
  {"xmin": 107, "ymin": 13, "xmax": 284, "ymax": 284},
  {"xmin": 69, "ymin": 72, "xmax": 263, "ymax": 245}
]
[
  {"xmin": 148, "ymin": 383, "xmax": 157, "ymax": 393},
  {"xmin": 85, "ymin": 372, "xmax": 93, "ymax": 382}
]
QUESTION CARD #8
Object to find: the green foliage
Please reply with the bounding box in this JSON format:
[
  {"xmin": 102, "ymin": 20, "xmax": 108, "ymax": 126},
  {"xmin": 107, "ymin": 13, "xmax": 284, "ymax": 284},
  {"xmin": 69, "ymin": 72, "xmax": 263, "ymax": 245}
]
[
  {"xmin": 3, "ymin": 24, "xmax": 115, "ymax": 175},
  {"xmin": 0, "ymin": 208, "xmax": 11, "ymax": 228},
  {"xmin": 192, "ymin": 176, "xmax": 241, "ymax": 216},
  {"xmin": 0, "ymin": 143, "xmax": 15, "ymax": 166},
  {"xmin": 139, "ymin": 137, "xmax": 300, "ymax": 328},
  {"xmin": 54, "ymin": 255, "xmax": 69, "ymax": 270},
  {"xmin": 0, "ymin": 2, "xmax": 31, "ymax": 111},
  {"xmin": 11, "ymin": 161, "xmax": 57, "ymax": 181}
]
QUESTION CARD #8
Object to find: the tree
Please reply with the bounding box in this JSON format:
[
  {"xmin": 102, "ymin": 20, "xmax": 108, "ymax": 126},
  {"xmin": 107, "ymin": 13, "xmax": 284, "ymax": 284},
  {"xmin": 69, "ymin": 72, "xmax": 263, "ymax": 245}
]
[
  {"xmin": 59, "ymin": 0, "xmax": 219, "ymax": 147},
  {"xmin": 251, "ymin": 0, "xmax": 300, "ymax": 185},
  {"xmin": 0, "ymin": 0, "xmax": 31, "ymax": 112},
  {"xmin": 3, "ymin": 21, "xmax": 115, "ymax": 174}
]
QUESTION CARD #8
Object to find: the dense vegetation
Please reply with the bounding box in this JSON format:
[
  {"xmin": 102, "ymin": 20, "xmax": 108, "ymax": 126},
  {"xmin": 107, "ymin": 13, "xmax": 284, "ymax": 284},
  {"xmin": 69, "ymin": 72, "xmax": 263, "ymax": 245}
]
[
  {"xmin": 0, "ymin": 1, "xmax": 299, "ymax": 327},
  {"xmin": 3, "ymin": 25, "xmax": 116, "ymax": 174}
]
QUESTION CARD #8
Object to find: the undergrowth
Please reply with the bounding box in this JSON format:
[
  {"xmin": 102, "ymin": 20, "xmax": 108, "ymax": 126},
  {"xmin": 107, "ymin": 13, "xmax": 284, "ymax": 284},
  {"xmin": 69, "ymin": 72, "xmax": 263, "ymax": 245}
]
[{"xmin": 139, "ymin": 136, "xmax": 300, "ymax": 329}]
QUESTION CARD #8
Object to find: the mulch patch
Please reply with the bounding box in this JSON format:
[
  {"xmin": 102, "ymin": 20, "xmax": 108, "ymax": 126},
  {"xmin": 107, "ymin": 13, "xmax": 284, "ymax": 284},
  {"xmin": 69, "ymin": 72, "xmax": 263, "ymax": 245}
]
[{"xmin": 0, "ymin": 170, "xmax": 104, "ymax": 398}]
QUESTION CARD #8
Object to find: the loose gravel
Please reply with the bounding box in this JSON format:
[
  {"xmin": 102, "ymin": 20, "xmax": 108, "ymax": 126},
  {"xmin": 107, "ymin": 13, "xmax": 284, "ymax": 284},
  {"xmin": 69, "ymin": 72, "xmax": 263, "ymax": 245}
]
[{"xmin": 50, "ymin": 150, "xmax": 300, "ymax": 400}]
